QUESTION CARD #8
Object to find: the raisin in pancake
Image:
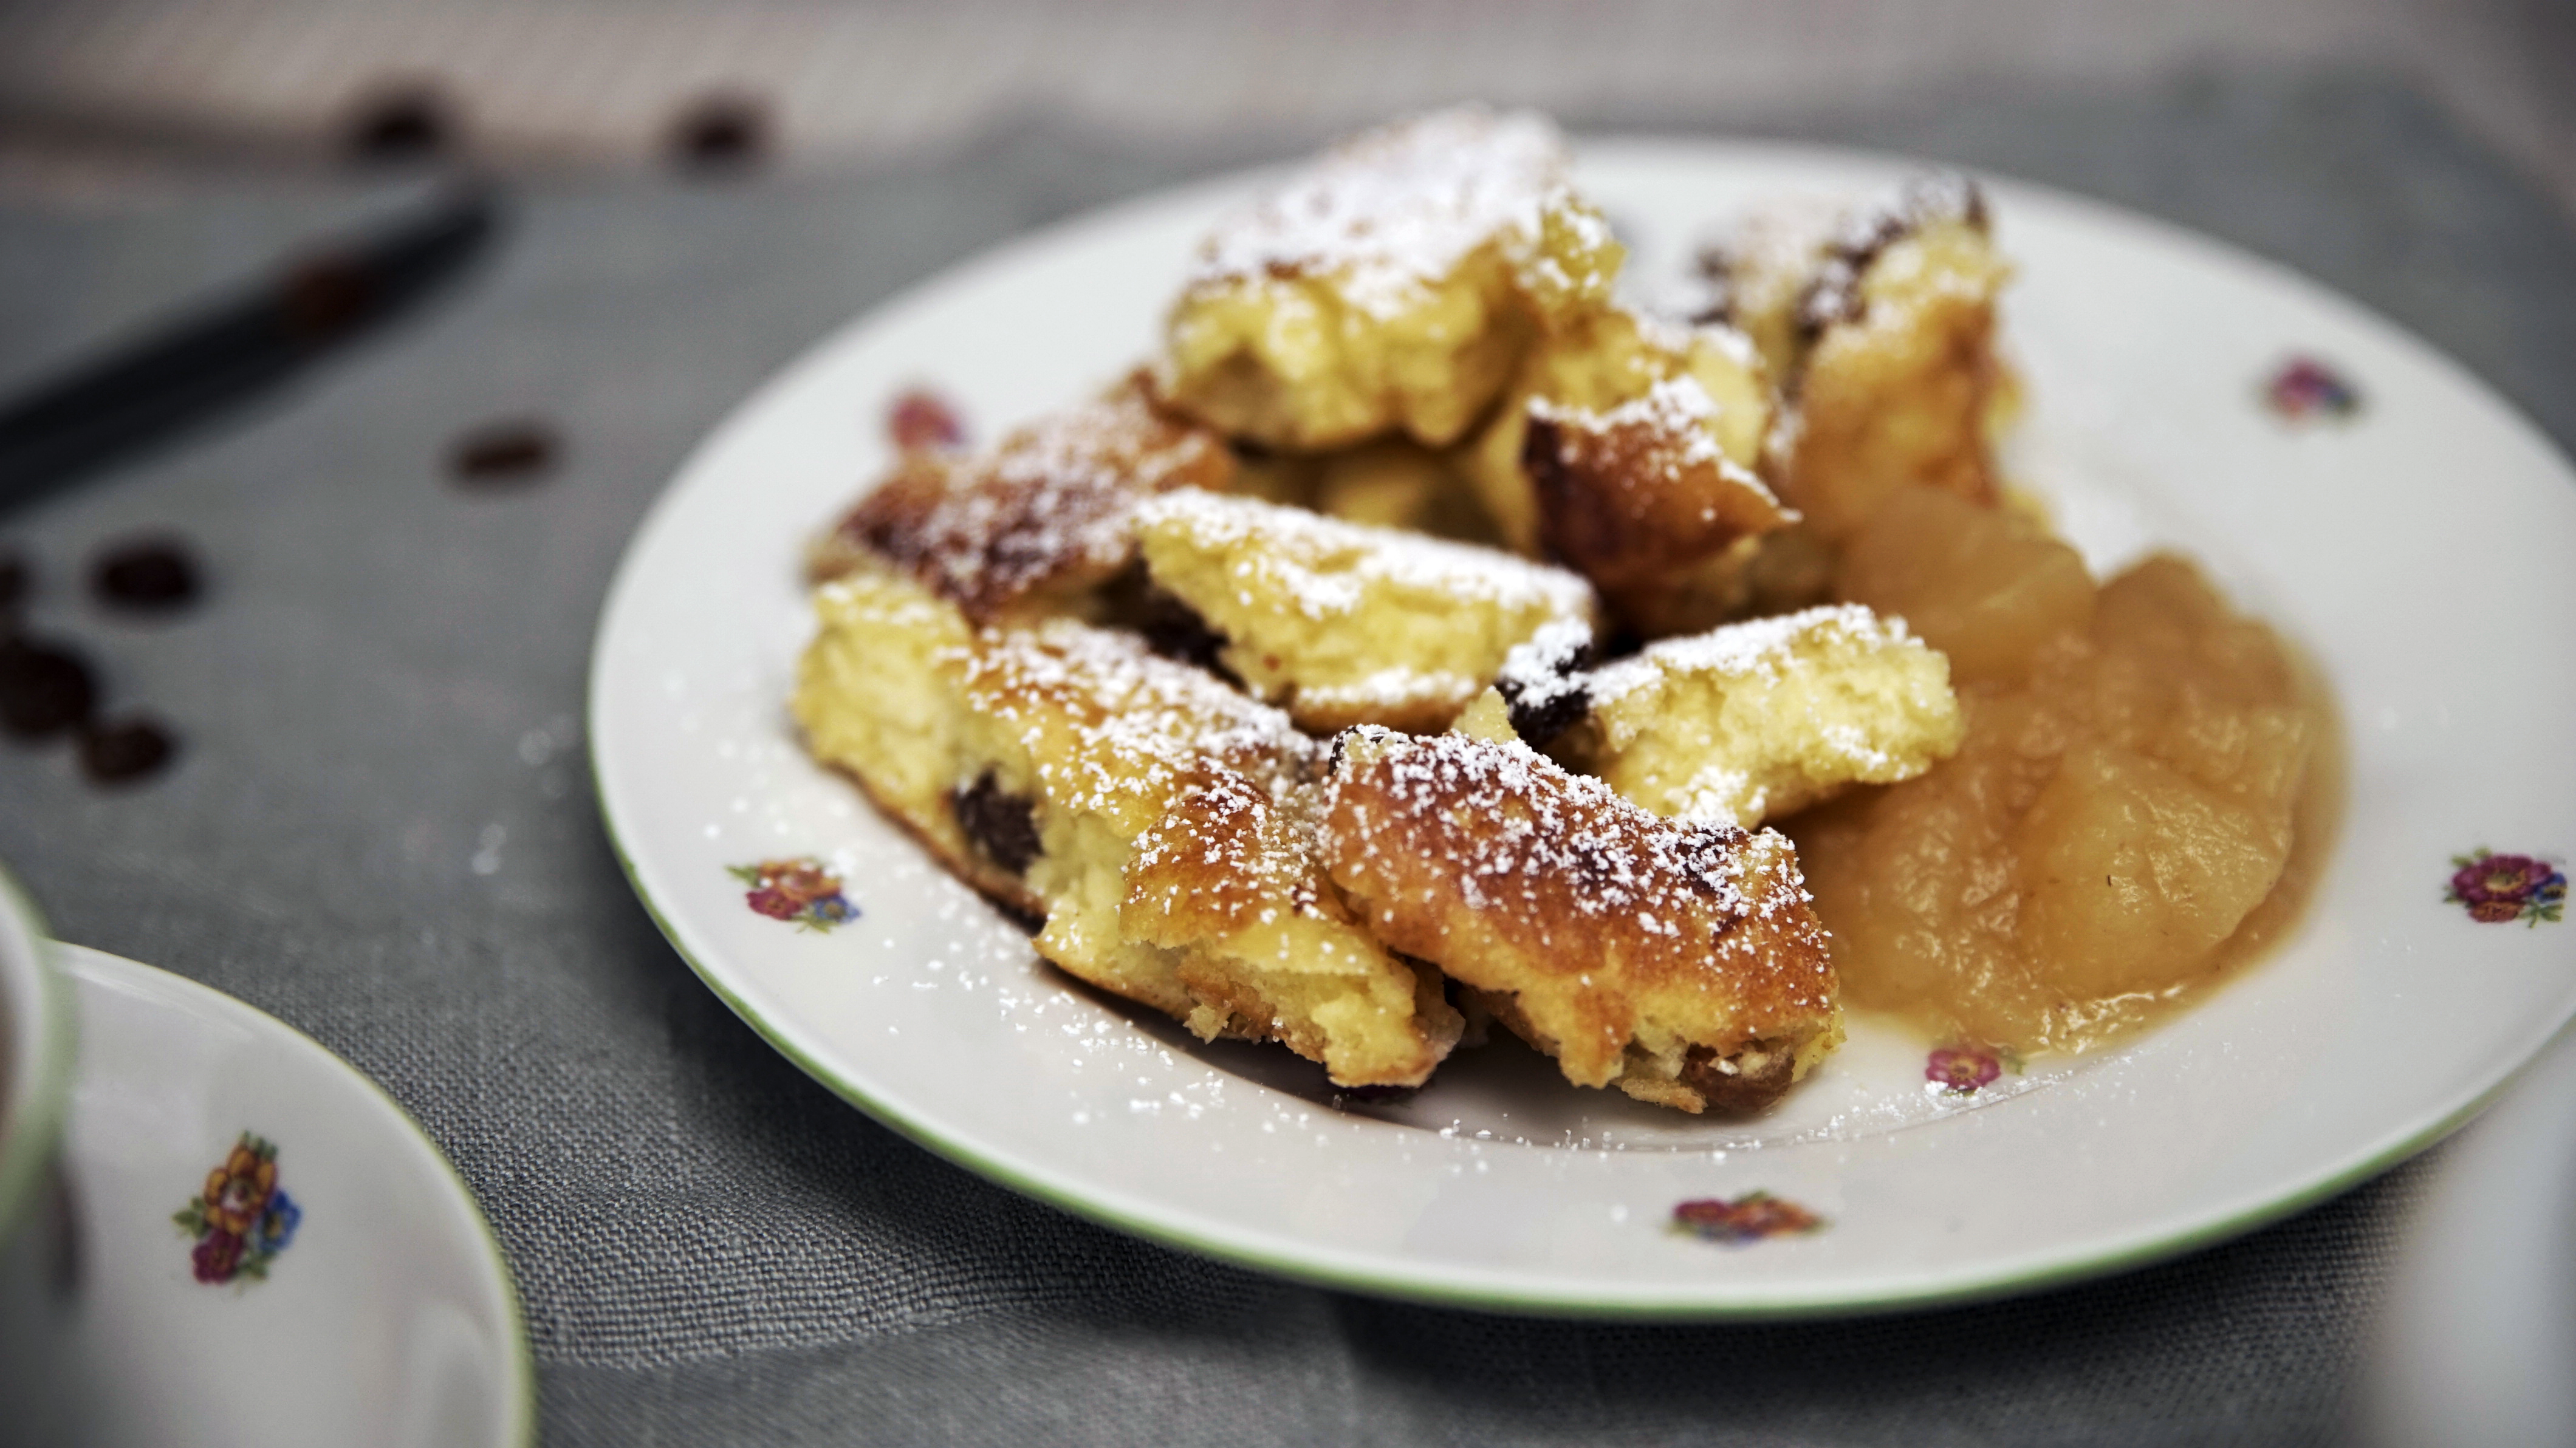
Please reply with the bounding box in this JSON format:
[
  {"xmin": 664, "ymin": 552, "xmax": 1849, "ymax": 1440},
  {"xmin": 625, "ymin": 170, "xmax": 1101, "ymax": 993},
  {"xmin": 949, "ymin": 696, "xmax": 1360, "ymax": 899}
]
[
  {"xmin": 1557, "ymin": 604, "xmax": 1965, "ymax": 828},
  {"xmin": 1318, "ymin": 727, "xmax": 1840, "ymax": 1113},
  {"xmin": 795, "ymin": 566, "xmax": 1040, "ymax": 915},
  {"xmin": 1702, "ymin": 175, "xmax": 2011, "ymax": 541},
  {"xmin": 1134, "ymin": 490, "xmax": 1598, "ymax": 733},
  {"xmin": 1158, "ymin": 107, "xmax": 1621, "ymax": 451},
  {"xmin": 793, "ymin": 567, "xmax": 1458, "ymax": 1086},
  {"xmin": 809, "ymin": 374, "xmax": 1235, "ymax": 620}
]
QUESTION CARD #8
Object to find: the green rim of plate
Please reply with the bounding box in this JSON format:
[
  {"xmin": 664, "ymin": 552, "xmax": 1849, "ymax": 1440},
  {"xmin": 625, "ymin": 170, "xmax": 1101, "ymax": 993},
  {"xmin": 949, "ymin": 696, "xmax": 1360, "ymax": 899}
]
[
  {"xmin": 0, "ymin": 866, "xmax": 74, "ymax": 1252},
  {"xmin": 580, "ymin": 137, "xmax": 2576, "ymax": 1317},
  {"xmin": 57, "ymin": 947, "xmax": 540, "ymax": 1444},
  {"xmin": 587, "ymin": 727, "xmax": 2539, "ymax": 1318}
]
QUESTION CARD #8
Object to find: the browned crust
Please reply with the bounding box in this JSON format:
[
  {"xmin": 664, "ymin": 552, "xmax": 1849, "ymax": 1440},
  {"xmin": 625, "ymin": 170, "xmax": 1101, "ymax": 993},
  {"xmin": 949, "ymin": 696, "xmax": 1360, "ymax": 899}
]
[
  {"xmin": 1521, "ymin": 409, "xmax": 1792, "ymax": 592},
  {"xmin": 1316, "ymin": 728, "xmax": 1835, "ymax": 1099},
  {"xmin": 815, "ymin": 373, "xmax": 1237, "ymax": 619}
]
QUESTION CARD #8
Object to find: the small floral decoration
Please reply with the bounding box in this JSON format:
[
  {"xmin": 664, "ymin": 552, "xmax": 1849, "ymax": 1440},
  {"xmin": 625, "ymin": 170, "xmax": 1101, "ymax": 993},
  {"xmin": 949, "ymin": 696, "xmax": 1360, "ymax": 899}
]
[
  {"xmin": 1670, "ymin": 1192, "xmax": 1825, "ymax": 1245},
  {"xmin": 729, "ymin": 858, "xmax": 859, "ymax": 932},
  {"xmin": 2261, "ymin": 356, "xmax": 2362, "ymax": 422},
  {"xmin": 174, "ymin": 1133, "xmax": 302, "ymax": 1286},
  {"xmin": 1926, "ymin": 1042, "xmax": 2024, "ymax": 1096},
  {"xmin": 886, "ymin": 387, "xmax": 966, "ymax": 452},
  {"xmin": 2446, "ymin": 849, "xmax": 2566, "ymax": 927}
]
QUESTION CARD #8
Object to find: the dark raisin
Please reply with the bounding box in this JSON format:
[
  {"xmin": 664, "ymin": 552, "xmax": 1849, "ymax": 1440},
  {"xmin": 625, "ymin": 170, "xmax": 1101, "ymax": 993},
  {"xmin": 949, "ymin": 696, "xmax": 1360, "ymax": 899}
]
[
  {"xmin": 78, "ymin": 717, "xmax": 176, "ymax": 784},
  {"xmin": 1330, "ymin": 1084, "xmax": 1417, "ymax": 1106},
  {"xmin": 449, "ymin": 420, "xmax": 559, "ymax": 488},
  {"xmin": 346, "ymin": 84, "xmax": 455, "ymax": 163},
  {"xmin": 1133, "ymin": 588, "xmax": 1234, "ymax": 678},
  {"xmin": 1498, "ymin": 675, "xmax": 1591, "ymax": 748},
  {"xmin": 670, "ymin": 94, "xmax": 770, "ymax": 173},
  {"xmin": 91, "ymin": 538, "xmax": 200, "ymax": 613},
  {"xmin": 950, "ymin": 771, "xmax": 1041, "ymax": 876},
  {"xmin": 0, "ymin": 638, "xmax": 96, "ymax": 740}
]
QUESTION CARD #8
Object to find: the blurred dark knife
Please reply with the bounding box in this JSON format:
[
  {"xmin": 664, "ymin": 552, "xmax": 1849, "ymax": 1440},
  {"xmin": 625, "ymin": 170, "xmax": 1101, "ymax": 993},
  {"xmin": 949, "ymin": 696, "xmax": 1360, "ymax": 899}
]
[{"xmin": 0, "ymin": 181, "xmax": 502, "ymax": 514}]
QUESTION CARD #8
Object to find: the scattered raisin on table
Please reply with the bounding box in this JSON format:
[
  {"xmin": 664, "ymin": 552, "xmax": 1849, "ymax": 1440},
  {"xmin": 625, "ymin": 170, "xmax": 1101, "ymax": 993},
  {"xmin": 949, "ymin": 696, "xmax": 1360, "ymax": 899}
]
[
  {"xmin": 92, "ymin": 538, "xmax": 201, "ymax": 613},
  {"xmin": 449, "ymin": 418, "xmax": 560, "ymax": 488},
  {"xmin": 346, "ymin": 83, "xmax": 456, "ymax": 163},
  {"xmin": 669, "ymin": 94, "xmax": 771, "ymax": 173},
  {"xmin": 0, "ymin": 638, "xmax": 97, "ymax": 740},
  {"xmin": 79, "ymin": 717, "xmax": 177, "ymax": 784}
]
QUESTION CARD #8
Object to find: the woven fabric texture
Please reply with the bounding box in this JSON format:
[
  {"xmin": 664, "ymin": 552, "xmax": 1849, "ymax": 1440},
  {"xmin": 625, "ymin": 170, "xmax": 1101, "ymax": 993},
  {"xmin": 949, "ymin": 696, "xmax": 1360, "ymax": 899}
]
[{"xmin": 1, "ymin": 70, "xmax": 2567, "ymax": 1445}]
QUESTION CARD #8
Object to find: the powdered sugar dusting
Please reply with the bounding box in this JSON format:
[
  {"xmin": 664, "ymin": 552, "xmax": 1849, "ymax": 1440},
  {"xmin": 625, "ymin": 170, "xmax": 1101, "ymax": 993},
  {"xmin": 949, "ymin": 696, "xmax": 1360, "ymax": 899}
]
[
  {"xmin": 1323, "ymin": 727, "xmax": 1809, "ymax": 931},
  {"xmin": 1187, "ymin": 107, "xmax": 1573, "ymax": 319},
  {"xmin": 1137, "ymin": 491, "xmax": 1595, "ymax": 621},
  {"xmin": 961, "ymin": 618, "xmax": 1314, "ymax": 816},
  {"xmin": 841, "ymin": 387, "xmax": 1224, "ymax": 617},
  {"xmin": 1527, "ymin": 375, "xmax": 1784, "ymax": 512},
  {"xmin": 1589, "ymin": 604, "xmax": 1913, "ymax": 706}
]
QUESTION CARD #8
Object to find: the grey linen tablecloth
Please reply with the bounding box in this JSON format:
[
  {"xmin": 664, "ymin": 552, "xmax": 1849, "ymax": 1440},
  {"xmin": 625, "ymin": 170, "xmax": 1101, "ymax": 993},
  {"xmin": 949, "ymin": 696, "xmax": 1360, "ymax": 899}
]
[{"xmin": 4, "ymin": 71, "xmax": 2572, "ymax": 1446}]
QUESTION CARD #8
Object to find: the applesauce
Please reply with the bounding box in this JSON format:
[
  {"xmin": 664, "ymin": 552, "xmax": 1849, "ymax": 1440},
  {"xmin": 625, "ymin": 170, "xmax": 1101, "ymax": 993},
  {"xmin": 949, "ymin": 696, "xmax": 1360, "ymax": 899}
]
[{"xmin": 1787, "ymin": 485, "xmax": 2341, "ymax": 1052}]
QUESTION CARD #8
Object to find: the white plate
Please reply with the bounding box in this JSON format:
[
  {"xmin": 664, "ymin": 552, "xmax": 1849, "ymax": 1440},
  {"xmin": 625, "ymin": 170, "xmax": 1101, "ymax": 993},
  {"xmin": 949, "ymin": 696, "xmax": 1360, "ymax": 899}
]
[
  {"xmin": 588, "ymin": 138, "xmax": 2576, "ymax": 1315},
  {"xmin": 56, "ymin": 945, "xmax": 534, "ymax": 1445}
]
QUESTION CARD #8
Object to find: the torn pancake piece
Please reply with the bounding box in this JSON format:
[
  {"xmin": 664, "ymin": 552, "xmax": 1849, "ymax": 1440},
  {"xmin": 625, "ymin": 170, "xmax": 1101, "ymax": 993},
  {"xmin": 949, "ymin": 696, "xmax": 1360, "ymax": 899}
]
[
  {"xmin": 1564, "ymin": 604, "xmax": 1965, "ymax": 828},
  {"xmin": 793, "ymin": 565, "xmax": 1043, "ymax": 917},
  {"xmin": 1703, "ymin": 174, "xmax": 2010, "ymax": 540},
  {"xmin": 810, "ymin": 374, "xmax": 1235, "ymax": 620},
  {"xmin": 1158, "ymin": 107, "xmax": 1622, "ymax": 450},
  {"xmin": 1125, "ymin": 766, "xmax": 1462, "ymax": 1087},
  {"xmin": 1465, "ymin": 304, "xmax": 1778, "ymax": 562},
  {"xmin": 1318, "ymin": 728, "xmax": 1841, "ymax": 1113},
  {"xmin": 1134, "ymin": 490, "xmax": 1599, "ymax": 733},
  {"xmin": 793, "ymin": 572, "xmax": 1458, "ymax": 1086}
]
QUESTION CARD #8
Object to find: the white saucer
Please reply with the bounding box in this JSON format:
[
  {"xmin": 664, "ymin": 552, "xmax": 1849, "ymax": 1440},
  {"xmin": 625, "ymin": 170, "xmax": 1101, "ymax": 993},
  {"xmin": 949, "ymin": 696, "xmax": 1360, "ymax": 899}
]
[{"xmin": 57, "ymin": 944, "xmax": 533, "ymax": 1447}]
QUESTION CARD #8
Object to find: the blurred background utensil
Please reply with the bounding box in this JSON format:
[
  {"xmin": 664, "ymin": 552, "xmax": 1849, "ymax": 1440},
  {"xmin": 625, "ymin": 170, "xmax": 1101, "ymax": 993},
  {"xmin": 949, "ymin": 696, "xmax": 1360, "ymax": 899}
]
[{"xmin": 0, "ymin": 181, "xmax": 499, "ymax": 515}]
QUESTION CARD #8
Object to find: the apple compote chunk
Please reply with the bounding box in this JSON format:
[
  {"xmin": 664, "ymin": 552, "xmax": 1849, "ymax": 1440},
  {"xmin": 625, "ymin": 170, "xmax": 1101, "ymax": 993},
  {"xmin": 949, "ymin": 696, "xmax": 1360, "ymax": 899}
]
[{"xmin": 1790, "ymin": 488, "xmax": 2322, "ymax": 1051}]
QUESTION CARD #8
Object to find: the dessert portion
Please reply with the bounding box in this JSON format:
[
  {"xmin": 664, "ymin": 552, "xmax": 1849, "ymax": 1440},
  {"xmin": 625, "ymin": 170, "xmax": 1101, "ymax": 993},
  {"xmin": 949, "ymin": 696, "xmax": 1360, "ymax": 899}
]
[
  {"xmin": 1550, "ymin": 604, "xmax": 1965, "ymax": 829},
  {"xmin": 794, "ymin": 564, "xmax": 1459, "ymax": 1086},
  {"xmin": 1158, "ymin": 108, "xmax": 1622, "ymax": 451},
  {"xmin": 1699, "ymin": 174, "xmax": 2010, "ymax": 542},
  {"xmin": 789, "ymin": 105, "xmax": 2337, "ymax": 1116},
  {"xmin": 1318, "ymin": 728, "xmax": 1839, "ymax": 1113},
  {"xmin": 1133, "ymin": 490, "xmax": 1599, "ymax": 732},
  {"xmin": 809, "ymin": 374, "xmax": 1235, "ymax": 620},
  {"xmin": 1791, "ymin": 488, "xmax": 2321, "ymax": 1051}
]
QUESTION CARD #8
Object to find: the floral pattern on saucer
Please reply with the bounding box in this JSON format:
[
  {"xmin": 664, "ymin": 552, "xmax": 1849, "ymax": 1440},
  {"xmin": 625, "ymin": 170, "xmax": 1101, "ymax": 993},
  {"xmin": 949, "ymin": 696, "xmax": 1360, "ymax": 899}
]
[
  {"xmin": 174, "ymin": 1133, "xmax": 301, "ymax": 1286},
  {"xmin": 2446, "ymin": 849, "xmax": 2566, "ymax": 927},
  {"xmin": 1670, "ymin": 1192, "xmax": 1825, "ymax": 1244},
  {"xmin": 2261, "ymin": 356, "xmax": 2362, "ymax": 422},
  {"xmin": 730, "ymin": 858, "xmax": 859, "ymax": 932}
]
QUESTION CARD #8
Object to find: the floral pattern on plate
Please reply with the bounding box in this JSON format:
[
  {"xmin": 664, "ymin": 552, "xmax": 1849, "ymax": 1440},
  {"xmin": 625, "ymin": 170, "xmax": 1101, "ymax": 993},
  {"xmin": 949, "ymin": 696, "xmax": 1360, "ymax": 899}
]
[
  {"xmin": 1670, "ymin": 1192, "xmax": 1825, "ymax": 1244},
  {"xmin": 2446, "ymin": 849, "xmax": 2566, "ymax": 927},
  {"xmin": 174, "ymin": 1133, "xmax": 302, "ymax": 1286},
  {"xmin": 1926, "ymin": 1042, "xmax": 2024, "ymax": 1096},
  {"xmin": 730, "ymin": 858, "xmax": 860, "ymax": 932},
  {"xmin": 2261, "ymin": 355, "xmax": 2362, "ymax": 422}
]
